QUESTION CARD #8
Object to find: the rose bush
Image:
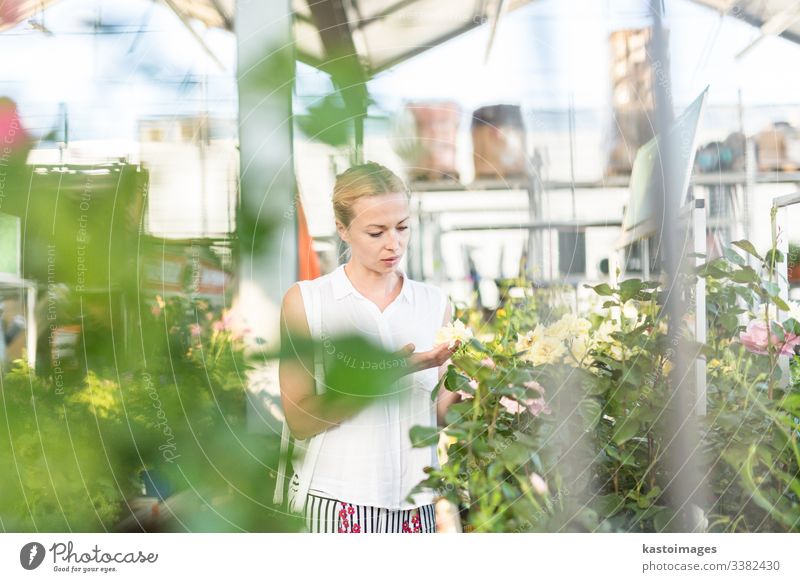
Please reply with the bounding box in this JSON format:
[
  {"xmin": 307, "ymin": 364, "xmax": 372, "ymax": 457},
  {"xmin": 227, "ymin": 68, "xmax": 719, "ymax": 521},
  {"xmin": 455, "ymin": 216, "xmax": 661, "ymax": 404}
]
[{"xmin": 411, "ymin": 232, "xmax": 800, "ymax": 532}]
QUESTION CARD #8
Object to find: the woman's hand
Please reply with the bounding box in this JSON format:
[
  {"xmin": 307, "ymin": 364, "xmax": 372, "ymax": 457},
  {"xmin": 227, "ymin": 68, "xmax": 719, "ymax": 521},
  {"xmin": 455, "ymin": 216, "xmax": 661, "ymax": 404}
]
[{"xmin": 395, "ymin": 341, "xmax": 461, "ymax": 375}]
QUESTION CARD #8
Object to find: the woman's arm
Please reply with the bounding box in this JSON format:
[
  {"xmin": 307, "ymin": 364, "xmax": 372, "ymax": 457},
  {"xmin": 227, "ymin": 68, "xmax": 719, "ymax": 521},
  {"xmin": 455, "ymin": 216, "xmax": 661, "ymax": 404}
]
[
  {"xmin": 436, "ymin": 297, "xmax": 462, "ymax": 427},
  {"xmin": 278, "ymin": 284, "xmax": 366, "ymax": 440}
]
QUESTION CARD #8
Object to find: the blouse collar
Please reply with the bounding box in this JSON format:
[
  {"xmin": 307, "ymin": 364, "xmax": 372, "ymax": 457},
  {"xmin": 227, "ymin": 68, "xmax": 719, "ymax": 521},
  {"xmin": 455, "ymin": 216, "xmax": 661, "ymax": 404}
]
[{"xmin": 331, "ymin": 263, "xmax": 413, "ymax": 305}]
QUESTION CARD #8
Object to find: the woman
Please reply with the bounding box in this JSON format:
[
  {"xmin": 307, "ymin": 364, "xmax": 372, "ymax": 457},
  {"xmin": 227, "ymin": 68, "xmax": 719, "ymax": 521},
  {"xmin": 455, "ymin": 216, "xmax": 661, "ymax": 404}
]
[{"xmin": 277, "ymin": 162, "xmax": 461, "ymax": 533}]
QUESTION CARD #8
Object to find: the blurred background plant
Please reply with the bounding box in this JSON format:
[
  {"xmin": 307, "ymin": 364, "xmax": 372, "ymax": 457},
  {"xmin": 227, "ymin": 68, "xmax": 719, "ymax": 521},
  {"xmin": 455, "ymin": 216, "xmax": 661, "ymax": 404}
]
[{"xmin": 0, "ymin": 293, "xmax": 305, "ymax": 532}]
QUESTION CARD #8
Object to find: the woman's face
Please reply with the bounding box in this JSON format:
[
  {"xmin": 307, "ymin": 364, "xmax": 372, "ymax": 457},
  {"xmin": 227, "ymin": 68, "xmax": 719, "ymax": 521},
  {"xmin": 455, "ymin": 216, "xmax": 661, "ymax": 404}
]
[{"xmin": 339, "ymin": 191, "xmax": 410, "ymax": 272}]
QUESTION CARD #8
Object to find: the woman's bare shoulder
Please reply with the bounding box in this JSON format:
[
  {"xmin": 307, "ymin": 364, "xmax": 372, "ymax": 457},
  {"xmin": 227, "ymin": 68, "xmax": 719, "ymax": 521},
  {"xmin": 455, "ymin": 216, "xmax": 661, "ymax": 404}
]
[{"xmin": 281, "ymin": 283, "xmax": 309, "ymax": 335}]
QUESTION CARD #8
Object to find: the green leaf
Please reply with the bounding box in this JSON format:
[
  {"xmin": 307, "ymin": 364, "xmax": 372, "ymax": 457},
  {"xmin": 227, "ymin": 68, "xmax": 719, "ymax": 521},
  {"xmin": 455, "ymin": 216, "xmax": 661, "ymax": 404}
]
[
  {"xmin": 619, "ymin": 279, "xmax": 644, "ymax": 303},
  {"xmin": 466, "ymin": 337, "xmax": 490, "ymax": 354},
  {"xmin": 719, "ymin": 313, "xmax": 739, "ymax": 332},
  {"xmin": 487, "ymin": 460, "xmax": 505, "ymax": 480},
  {"xmin": 653, "ymin": 508, "xmax": 678, "ymax": 532},
  {"xmin": 763, "ymin": 281, "xmax": 781, "ymax": 297},
  {"xmin": 589, "ymin": 283, "xmax": 615, "ymax": 297},
  {"xmin": 443, "ymin": 367, "xmax": 474, "ymax": 395},
  {"xmin": 295, "ymin": 93, "xmax": 354, "ymax": 148},
  {"xmin": 612, "ymin": 417, "xmax": 640, "ymax": 445},
  {"xmin": 724, "ymin": 248, "xmax": 745, "ymax": 266},
  {"xmin": 409, "ymin": 425, "xmax": 440, "ymax": 448},
  {"xmin": 771, "ymin": 321, "xmax": 786, "ymax": 342},
  {"xmin": 604, "ymin": 445, "xmax": 622, "ymax": 462},
  {"xmin": 779, "ymin": 393, "xmax": 800, "ymax": 416},
  {"xmin": 731, "ymin": 240, "xmax": 762, "ymax": 260},
  {"xmin": 773, "ymin": 296, "xmax": 790, "ymax": 311},
  {"xmin": 594, "ymin": 493, "xmax": 626, "ymax": 517},
  {"xmin": 501, "ymin": 442, "xmax": 530, "ymax": 467},
  {"xmin": 765, "ymin": 248, "xmax": 785, "ymax": 266},
  {"xmin": 644, "ymin": 486, "xmax": 662, "ymax": 503},
  {"xmin": 513, "ymin": 431, "xmax": 540, "ymax": 449},
  {"xmin": 731, "ymin": 266, "xmax": 760, "ymax": 284},
  {"xmin": 783, "ymin": 318, "xmax": 800, "ymax": 335},
  {"xmin": 583, "ymin": 376, "xmax": 609, "ymax": 396},
  {"xmin": 501, "ymin": 481, "xmax": 519, "ymax": 500},
  {"xmin": 280, "ymin": 334, "xmax": 405, "ymax": 400},
  {"xmin": 579, "ymin": 398, "xmax": 603, "ymax": 430},
  {"xmin": 699, "ymin": 265, "xmax": 730, "ymax": 280}
]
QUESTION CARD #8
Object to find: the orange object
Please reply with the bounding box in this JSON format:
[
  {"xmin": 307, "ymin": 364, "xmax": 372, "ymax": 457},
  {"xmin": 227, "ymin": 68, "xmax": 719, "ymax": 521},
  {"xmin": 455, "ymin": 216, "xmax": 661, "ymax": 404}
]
[{"xmin": 296, "ymin": 196, "xmax": 321, "ymax": 280}]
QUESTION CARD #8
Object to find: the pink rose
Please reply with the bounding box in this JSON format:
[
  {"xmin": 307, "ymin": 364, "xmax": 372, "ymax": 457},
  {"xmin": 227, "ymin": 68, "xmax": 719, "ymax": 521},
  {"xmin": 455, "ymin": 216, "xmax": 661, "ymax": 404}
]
[
  {"xmin": 222, "ymin": 310, "xmax": 232, "ymax": 329},
  {"xmin": 456, "ymin": 379, "xmax": 478, "ymax": 401},
  {"xmin": 783, "ymin": 335, "xmax": 800, "ymax": 356},
  {"xmin": 499, "ymin": 395, "xmax": 551, "ymax": 417},
  {"xmin": 500, "ymin": 396, "xmax": 524, "ymax": 414},
  {"xmin": 529, "ymin": 473, "xmax": 549, "ymax": 496},
  {"xmin": 739, "ymin": 320, "xmax": 800, "ymax": 356},
  {"xmin": 526, "ymin": 397, "xmax": 551, "ymax": 417},
  {"xmin": 523, "ymin": 380, "xmax": 545, "ymax": 395}
]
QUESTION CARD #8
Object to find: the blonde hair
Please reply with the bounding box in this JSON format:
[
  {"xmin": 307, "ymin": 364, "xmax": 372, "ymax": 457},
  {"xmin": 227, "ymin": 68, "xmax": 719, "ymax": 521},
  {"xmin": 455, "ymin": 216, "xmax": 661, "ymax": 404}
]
[{"xmin": 332, "ymin": 162, "xmax": 409, "ymax": 228}]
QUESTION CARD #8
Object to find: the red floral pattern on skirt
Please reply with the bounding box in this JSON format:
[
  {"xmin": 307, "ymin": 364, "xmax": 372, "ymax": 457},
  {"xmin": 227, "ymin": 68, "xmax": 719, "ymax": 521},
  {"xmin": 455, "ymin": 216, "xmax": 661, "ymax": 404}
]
[{"xmin": 337, "ymin": 501, "xmax": 423, "ymax": 533}]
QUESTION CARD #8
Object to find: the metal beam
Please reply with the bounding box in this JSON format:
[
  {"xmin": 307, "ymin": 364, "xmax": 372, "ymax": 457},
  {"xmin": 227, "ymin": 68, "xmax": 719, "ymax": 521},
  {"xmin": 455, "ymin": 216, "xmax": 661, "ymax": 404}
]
[
  {"xmin": 305, "ymin": 0, "xmax": 369, "ymax": 153},
  {"xmin": 483, "ymin": 0, "xmax": 505, "ymax": 63},
  {"xmin": 353, "ymin": 0, "xmax": 420, "ymax": 30},
  {"xmin": 369, "ymin": 19, "xmax": 484, "ymax": 75},
  {"xmin": 689, "ymin": 0, "xmax": 800, "ymax": 46},
  {"xmin": 160, "ymin": 0, "xmax": 227, "ymax": 70},
  {"xmin": 207, "ymin": 0, "xmax": 233, "ymax": 30}
]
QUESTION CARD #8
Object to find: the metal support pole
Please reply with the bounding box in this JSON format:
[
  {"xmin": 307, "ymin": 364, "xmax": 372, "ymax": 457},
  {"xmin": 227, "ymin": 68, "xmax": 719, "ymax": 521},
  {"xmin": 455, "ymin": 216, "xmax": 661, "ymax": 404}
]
[
  {"xmin": 692, "ymin": 195, "xmax": 707, "ymax": 416},
  {"xmin": 650, "ymin": 2, "xmax": 706, "ymax": 532},
  {"xmin": 773, "ymin": 192, "xmax": 800, "ymax": 388}
]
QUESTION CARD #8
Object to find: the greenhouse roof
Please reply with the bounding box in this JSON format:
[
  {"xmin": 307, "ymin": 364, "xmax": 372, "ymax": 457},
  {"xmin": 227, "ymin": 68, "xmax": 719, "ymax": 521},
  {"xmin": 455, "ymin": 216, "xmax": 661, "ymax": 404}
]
[
  {"xmin": 690, "ymin": 0, "xmax": 800, "ymax": 48},
  {"xmin": 3, "ymin": 1, "xmax": 799, "ymax": 73},
  {"xmin": 2, "ymin": 0, "xmax": 532, "ymax": 75}
]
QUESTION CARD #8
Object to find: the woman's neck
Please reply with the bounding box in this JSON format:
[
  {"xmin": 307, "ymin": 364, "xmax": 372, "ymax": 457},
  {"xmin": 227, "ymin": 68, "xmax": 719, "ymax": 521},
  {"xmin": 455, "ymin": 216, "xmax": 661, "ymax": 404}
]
[{"xmin": 344, "ymin": 260, "xmax": 403, "ymax": 300}]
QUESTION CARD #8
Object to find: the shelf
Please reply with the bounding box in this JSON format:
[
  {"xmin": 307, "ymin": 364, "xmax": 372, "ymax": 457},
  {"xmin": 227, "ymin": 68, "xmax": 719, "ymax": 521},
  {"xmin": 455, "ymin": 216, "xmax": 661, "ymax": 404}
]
[
  {"xmin": 410, "ymin": 178, "xmax": 533, "ymax": 192},
  {"xmin": 445, "ymin": 220, "xmax": 622, "ymax": 233},
  {"xmin": 410, "ymin": 171, "xmax": 800, "ymax": 193}
]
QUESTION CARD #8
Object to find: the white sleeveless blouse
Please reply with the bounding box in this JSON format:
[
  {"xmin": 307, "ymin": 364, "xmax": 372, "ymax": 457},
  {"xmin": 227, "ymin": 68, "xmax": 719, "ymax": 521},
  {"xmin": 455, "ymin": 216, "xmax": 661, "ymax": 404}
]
[{"xmin": 293, "ymin": 264, "xmax": 447, "ymax": 511}]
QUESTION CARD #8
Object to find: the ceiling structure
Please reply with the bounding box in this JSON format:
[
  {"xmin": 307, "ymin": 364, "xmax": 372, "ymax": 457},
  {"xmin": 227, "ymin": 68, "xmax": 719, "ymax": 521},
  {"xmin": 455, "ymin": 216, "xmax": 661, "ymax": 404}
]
[
  {"xmin": 163, "ymin": 0, "xmax": 537, "ymax": 82},
  {"xmin": 4, "ymin": 1, "xmax": 800, "ymax": 71},
  {"xmin": 3, "ymin": 1, "xmax": 533, "ymax": 75},
  {"xmin": 688, "ymin": 0, "xmax": 800, "ymax": 50}
]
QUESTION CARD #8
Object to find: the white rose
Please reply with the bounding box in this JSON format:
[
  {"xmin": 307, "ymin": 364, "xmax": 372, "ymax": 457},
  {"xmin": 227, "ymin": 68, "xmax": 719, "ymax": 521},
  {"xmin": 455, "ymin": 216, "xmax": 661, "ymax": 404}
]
[
  {"xmin": 548, "ymin": 313, "xmax": 592, "ymax": 342},
  {"xmin": 515, "ymin": 324, "xmax": 546, "ymax": 353},
  {"xmin": 434, "ymin": 319, "xmax": 474, "ymax": 349},
  {"xmin": 523, "ymin": 335, "xmax": 567, "ymax": 366}
]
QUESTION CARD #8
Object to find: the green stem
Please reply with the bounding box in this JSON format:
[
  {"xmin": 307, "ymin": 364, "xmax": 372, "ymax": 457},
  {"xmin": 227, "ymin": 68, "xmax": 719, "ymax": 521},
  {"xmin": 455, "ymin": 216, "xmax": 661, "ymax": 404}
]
[{"xmin": 514, "ymin": 472, "xmax": 545, "ymax": 514}]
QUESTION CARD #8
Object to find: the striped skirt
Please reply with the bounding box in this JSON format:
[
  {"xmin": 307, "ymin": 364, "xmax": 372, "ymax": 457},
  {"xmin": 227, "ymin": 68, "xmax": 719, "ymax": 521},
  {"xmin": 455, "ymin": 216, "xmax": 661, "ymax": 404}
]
[{"xmin": 303, "ymin": 492, "xmax": 436, "ymax": 533}]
